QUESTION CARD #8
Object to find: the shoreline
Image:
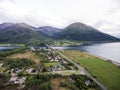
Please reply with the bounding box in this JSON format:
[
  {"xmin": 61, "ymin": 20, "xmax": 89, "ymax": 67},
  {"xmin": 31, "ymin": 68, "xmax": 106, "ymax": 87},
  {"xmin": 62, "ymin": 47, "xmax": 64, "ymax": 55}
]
[
  {"xmin": 51, "ymin": 46, "xmax": 120, "ymax": 67},
  {"xmin": 83, "ymin": 51, "xmax": 120, "ymax": 66}
]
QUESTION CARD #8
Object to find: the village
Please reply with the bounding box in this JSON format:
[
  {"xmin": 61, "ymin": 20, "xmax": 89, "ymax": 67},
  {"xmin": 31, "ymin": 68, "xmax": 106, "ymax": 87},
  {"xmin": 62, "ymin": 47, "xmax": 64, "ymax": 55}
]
[{"xmin": 0, "ymin": 47, "xmax": 98, "ymax": 90}]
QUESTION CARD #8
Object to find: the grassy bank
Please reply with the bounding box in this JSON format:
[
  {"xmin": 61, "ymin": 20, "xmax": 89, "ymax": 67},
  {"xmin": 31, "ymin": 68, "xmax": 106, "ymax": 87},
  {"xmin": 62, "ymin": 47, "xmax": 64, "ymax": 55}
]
[
  {"xmin": 61, "ymin": 50, "xmax": 120, "ymax": 90},
  {"xmin": 0, "ymin": 44, "xmax": 25, "ymax": 47},
  {"xmin": 52, "ymin": 40, "xmax": 81, "ymax": 46}
]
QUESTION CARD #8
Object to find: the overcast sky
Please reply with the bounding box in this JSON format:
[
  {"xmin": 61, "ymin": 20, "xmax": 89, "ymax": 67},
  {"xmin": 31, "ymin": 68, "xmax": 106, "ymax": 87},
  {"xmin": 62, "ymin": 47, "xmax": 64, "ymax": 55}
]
[{"xmin": 0, "ymin": 0, "xmax": 120, "ymax": 37}]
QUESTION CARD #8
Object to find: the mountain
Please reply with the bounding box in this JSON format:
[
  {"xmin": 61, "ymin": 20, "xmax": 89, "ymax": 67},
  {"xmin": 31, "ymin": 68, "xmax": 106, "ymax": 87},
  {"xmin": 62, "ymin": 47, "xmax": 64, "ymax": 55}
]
[
  {"xmin": 0, "ymin": 22, "xmax": 119, "ymax": 44},
  {"xmin": 36, "ymin": 26, "xmax": 63, "ymax": 37},
  {"xmin": 0, "ymin": 23, "xmax": 47, "ymax": 43},
  {"xmin": 53, "ymin": 22, "xmax": 120, "ymax": 41}
]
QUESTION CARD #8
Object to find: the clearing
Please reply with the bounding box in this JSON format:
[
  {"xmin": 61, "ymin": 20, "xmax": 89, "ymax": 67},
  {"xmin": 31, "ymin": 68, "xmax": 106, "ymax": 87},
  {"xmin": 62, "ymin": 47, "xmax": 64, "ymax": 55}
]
[{"xmin": 7, "ymin": 50, "xmax": 40, "ymax": 66}]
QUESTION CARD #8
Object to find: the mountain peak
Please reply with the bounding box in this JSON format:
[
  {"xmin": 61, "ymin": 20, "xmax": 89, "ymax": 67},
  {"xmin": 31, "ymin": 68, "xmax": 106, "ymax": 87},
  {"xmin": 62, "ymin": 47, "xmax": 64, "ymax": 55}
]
[
  {"xmin": 15, "ymin": 23, "xmax": 34, "ymax": 30},
  {"xmin": 65, "ymin": 22, "xmax": 99, "ymax": 32},
  {"xmin": 68, "ymin": 22, "xmax": 86, "ymax": 26},
  {"xmin": 0, "ymin": 22, "xmax": 34, "ymax": 31},
  {"xmin": 53, "ymin": 22, "xmax": 120, "ymax": 41},
  {"xmin": 0, "ymin": 22, "xmax": 47, "ymax": 43},
  {"xmin": 15, "ymin": 23, "xmax": 31, "ymax": 27},
  {"xmin": 0, "ymin": 22, "xmax": 15, "ymax": 29}
]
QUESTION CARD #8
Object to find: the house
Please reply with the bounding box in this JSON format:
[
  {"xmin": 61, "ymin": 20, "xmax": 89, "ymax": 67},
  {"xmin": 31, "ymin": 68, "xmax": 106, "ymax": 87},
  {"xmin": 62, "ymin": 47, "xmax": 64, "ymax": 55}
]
[
  {"xmin": 52, "ymin": 66, "xmax": 59, "ymax": 71},
  {"xmin": 0, "ymin": 71, "xmax": 3, "ymax": 74},
  {"xmin": 31, "ymin": 69, "xmax": 39, "ymax": 74},
  {"xmin": 7, "ymin": 69, "xmax": 14, "ymax": 74},
  {"xmin": 50, "ymin": 59, "xmax": 54, "ymax": 62},
  {"xmin": 62, "ymin": 60, "xmax": 68, "ymax": 64},
  {"xmin": 0, "ymin": 61, "xmax": 3, "ymax": 67},
  {"xmin": 85, "ymin": 80, "xmax": 90, "ymax": 86},
  {"xmin": 69, "ymin": 78, "xmax": 75, "ymax": 83},
  {"xmin": 16, "ymin": 68, "xmax": 23, "ymax": 73},
  {"xmin": 55, "ymin": 59, "xmax": 59, "ymax": 62},
  {"xmin": 30, "ymin": 47, "xmax": 35, "ymax": 51},
  {"xmin": 48, "ymin": 56, "xmax": 52, "ymax": 60},
  {"xmin": 39, "ymin": 46, "xmax": 47, "ymax": 50},
  {"xmin": 9, "ymin": 76, "xmax": 26, "ymax": 85},
  {"xmin": 26, "ymin": 68, "xmax": 33, "ymax": 73}
]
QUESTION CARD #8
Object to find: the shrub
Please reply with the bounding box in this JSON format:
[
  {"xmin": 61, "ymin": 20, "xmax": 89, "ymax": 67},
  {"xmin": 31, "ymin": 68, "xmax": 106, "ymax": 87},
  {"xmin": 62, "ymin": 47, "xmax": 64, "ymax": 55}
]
[
  {"xmin": 4, "ymin": 58, "xmax": 35, "ymax": 68},
  {"xmin": 39, "ymin": 82, "xmax": 52, "ymax": 90},
  {"xmin": 0, "ymin": 47, "xmax": 27, "ymax": 58},
  {"xmin": 60, "ymin": 82, "xmax": 68, "ymax": 87}
]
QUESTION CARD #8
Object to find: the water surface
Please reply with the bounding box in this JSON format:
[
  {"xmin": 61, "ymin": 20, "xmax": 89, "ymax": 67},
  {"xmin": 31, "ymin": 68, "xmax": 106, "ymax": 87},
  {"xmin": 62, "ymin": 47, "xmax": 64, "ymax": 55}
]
[
  {"xmin": 52, "ymin": 42, "xmax": 120, "ymax": 63},
  {"xmin": 0, "ymin": 47, "xmax": 16, "ymax": 52}
]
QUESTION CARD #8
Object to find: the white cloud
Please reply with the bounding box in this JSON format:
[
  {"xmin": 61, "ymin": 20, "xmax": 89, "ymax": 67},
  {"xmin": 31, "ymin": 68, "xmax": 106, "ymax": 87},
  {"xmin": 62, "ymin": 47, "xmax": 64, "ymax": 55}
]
[{"xmin": 0, "ymin": 0, "xmax": 120, "ymax": 37}]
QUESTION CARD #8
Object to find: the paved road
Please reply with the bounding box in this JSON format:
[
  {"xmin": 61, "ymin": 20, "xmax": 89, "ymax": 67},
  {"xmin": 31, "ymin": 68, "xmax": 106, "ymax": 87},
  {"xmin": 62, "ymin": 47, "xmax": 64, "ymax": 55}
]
[{"xmin": 52, "ymin": 48, "xmax": 108, "ymax": 90}]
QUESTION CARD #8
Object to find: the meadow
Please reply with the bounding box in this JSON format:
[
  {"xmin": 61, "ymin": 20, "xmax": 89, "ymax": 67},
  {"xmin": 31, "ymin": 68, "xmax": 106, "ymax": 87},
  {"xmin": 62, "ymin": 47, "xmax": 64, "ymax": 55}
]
[{"xmin": 61, "ymin": 50, "xmax": 120, "ymax": 90}]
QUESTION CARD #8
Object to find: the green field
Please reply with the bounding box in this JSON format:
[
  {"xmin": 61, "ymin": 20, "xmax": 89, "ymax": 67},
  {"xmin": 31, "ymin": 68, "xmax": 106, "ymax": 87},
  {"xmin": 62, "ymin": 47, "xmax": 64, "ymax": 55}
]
[
  {"xmin": 44, "ymin": 62, "xmax": 58, "ymax": 67},
  {"xmin": 53, "ymin": 40, "xmax": 81, "ymax": 46},
  {"xmin": 0, "ymin": 44, "xmax": 25, "ymax": 47},
  {"xmin": 61, "ymin": 50, "xmax": 120, "ymax": 90}
]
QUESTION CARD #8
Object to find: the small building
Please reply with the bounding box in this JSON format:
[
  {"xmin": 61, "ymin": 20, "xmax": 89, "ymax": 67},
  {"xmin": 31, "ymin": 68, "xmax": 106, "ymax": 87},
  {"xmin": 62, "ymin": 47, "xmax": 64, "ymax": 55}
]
[
  {"xmin": 39, "ymin": 46, "xmax": 47, "ymax": 50},
  {"xmin": 26, "ymin": 68, "xmax": 33, "ymax": 73},
  {"xmin": 30, "ymin": 47, "xmax": 35, "ymax": 51},
  {"xmin": 9, "ymin": 76, "xmax": 26, "ymax": 85},
  {"xmin": 31, "ymin": 69, "xmax": 39, "ymax": 74},
  {"xmin": 85, "ymin": 80, "xmax": 90, "ymax": 86},
  {"xmin": 0, "ymin": 62, "xmax": 3, "ymax": 67},
  {"xmin": 16, "ymin": 68, "xmax": 23, "ymax": 73}
]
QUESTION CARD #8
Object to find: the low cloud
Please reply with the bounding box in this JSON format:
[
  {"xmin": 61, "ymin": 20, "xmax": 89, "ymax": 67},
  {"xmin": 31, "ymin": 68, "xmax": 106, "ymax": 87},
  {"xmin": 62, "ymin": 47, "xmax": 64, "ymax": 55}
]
[{"xmin": 0, "ymin": 0, "xmax": 120, "ymax": 37}]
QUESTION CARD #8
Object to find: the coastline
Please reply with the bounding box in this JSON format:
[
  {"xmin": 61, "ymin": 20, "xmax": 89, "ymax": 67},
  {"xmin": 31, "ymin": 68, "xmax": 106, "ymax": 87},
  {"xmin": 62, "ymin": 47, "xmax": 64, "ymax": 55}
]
[
  {"xmin": 51, "ymin": 44, "xmax": 120, "ymax": 67},
  {"xmin": 82, "ymin": 51, "xmax": 120, "ymax": 66}
]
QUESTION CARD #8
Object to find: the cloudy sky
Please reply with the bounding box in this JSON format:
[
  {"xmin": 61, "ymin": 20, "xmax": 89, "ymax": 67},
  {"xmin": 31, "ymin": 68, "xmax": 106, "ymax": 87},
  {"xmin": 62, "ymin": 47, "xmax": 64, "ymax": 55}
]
[{"xmin": 0, "ymin": 0, "xmax": 120, "ymax": 37}]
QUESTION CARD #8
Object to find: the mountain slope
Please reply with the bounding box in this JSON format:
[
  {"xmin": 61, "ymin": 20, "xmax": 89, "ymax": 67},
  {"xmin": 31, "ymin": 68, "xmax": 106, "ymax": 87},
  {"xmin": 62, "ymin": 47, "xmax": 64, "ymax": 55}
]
[
  {"xmin": 53, "ymin": 22, "xmax": 120, "ymax": 41},
  {"xmin": 0, "ymin": 23, "xmax": 48, "ymax": 43},
  {"xmin": 36, "ymin": 26, "xmax": 63, "ymax": 37},
  {"xmin": 0, "ymin": 22, "xmax": 119, "ymax": 44}
]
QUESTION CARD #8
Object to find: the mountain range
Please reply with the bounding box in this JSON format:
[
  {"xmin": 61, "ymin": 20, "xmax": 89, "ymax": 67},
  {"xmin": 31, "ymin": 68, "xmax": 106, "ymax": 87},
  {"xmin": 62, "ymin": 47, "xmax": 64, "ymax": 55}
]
[{"xmin": 0, "ymin": 22, "xmax": 119, "ymax": 44}]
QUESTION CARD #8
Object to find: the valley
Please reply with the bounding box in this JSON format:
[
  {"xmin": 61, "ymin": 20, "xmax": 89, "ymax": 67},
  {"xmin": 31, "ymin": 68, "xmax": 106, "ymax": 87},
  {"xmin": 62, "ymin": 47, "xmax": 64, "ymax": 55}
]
[{"xmin": 0, "ymin": 22, "xmax": 120, "ymax": 90}]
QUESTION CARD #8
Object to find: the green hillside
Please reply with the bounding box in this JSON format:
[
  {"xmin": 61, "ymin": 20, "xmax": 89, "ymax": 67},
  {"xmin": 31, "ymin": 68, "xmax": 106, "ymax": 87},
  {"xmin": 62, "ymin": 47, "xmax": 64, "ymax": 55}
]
[{"xmin": 53, "ymin": 22, "xmax": 120, "ymax": 41}]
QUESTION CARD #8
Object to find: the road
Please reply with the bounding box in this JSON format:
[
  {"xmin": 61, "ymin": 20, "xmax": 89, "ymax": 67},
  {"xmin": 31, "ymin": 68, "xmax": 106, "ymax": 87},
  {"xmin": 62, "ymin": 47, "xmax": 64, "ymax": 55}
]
[{"xmin": 52, "ymin": 48, "xmax": 108, "ymax": 90}]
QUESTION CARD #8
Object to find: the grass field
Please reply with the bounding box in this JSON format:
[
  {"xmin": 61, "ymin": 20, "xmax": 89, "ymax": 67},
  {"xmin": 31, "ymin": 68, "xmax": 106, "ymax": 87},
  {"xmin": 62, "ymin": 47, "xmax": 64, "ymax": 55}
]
[
  {"xmin": 0, "ymin": 44, "xmax": 25, "ymax": 47},
  {"xmin": 60, "ymin": 70, "xmax": 80, "ymax": 75},
  {"xmin": 44, "ymin": 62, "xmax": 58, "ymax": 67},
  {"xmin": 53, "ymin": 40, "xmax": 81, "ymax": 46},
  {"xmin": 61, "ymin": 50, "xmax": 120, "ymax": 90},
  {"xmin": 7, "ymin": 51, "xmax": 40, "ymax": 66}
]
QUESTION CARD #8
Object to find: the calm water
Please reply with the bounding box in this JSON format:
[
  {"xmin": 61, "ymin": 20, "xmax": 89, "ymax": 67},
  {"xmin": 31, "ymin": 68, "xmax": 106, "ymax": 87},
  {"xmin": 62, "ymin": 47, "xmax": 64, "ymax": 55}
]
[
  {"xmin": 0, "ymin": 47, "xmax": 16, "ymax": 52},
  {"xmin": 52, "ymin": 42, "xmax": 120, "ymax": 63},
  {"xmin": 1, "ymin": 43, "xmax": 120, "ymax": 63}
]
